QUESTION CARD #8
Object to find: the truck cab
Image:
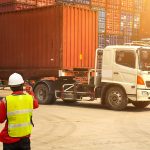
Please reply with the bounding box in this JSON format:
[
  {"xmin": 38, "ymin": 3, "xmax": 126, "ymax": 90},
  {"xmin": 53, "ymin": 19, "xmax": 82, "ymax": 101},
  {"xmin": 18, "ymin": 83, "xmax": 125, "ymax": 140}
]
[{"xmin": 95, "ymin": 45, "xmax": 150, "ymax": 110}]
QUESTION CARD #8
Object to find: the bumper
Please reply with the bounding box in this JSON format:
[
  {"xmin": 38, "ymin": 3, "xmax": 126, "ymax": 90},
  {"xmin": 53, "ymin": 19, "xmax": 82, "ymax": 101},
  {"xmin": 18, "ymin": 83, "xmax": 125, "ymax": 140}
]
[{"xmin": 137, "ymin": 89, "xmax": 150, "ymax": 101}]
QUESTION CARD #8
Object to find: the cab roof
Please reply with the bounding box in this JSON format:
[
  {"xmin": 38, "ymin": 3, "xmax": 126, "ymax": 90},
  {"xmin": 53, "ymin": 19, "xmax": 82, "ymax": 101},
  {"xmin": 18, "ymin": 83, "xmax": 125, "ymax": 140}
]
[{"xmin": 105, "ymin": 45, "xmax": 150, "ymax": 51}]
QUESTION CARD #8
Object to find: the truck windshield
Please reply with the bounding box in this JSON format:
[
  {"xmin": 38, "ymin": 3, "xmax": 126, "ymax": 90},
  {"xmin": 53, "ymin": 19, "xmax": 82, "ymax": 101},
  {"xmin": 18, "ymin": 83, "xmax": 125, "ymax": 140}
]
[{"xmin": 139, "ymin": 49, "xmax": 150, "ymax": 71}]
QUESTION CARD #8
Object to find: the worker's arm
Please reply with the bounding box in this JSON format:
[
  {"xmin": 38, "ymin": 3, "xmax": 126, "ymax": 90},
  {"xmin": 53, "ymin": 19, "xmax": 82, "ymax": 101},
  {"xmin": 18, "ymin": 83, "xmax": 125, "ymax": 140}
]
[
  {"xmin": 31, "ymin": 92, "xmax": 39, "ymax": 109},
  {"xmin": 25, "ymin": 85, "xmax": 39, "ymax": 109},
  {"xmin": 0, "ymin": 98, "xmax": 6, "ymax": 123}
]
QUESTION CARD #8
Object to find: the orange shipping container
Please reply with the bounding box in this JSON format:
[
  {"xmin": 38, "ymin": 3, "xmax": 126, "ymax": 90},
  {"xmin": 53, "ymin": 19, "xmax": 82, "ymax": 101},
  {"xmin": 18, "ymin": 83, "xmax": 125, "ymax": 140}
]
[
  {"xmin": 139, "ymin": 0, "xmax": 150, "ymax": 38},
  {"xmin": 107, "ymin": 0, "xmax": 121, "ymax": 9},
  {"xmin": 91, "ymin": 0, "xmax": 106, "ymax": 8},
  {"xmin": 106, "ymin": 9, "xmax": 121, "ymax": 34},
  {"xmin": 0, "ymin": 5, "xmax": 98, "ymax": 79},
  {"xmin": 121, "ymin": 0, "xmax": 134, "ymax": 12}
]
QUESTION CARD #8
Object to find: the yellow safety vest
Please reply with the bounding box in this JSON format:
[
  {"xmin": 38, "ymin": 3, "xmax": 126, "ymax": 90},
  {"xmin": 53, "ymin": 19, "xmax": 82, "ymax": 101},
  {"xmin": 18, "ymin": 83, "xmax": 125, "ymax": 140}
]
[{"xmin": 6, "ymin": 94, "xmax": 33, "ymax": 137}]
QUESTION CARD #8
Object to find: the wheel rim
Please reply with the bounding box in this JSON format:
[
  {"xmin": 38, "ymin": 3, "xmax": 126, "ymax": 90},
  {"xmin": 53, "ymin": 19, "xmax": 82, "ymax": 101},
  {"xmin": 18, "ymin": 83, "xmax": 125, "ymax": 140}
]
[
  {"xmin": 35, "ymin": 84, "xmax": 49, "ymax": 102},
  {"xmin": 108, "ymin": 90, "xmax": 122, "ymax": 107}
]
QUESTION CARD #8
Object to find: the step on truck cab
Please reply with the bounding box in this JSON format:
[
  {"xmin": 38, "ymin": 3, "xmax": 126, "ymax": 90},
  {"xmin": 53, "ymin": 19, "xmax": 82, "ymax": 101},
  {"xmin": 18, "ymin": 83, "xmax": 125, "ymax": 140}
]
[{"xmin": 34, "ymin": 45, "xmax": 150, "ymax": 110}]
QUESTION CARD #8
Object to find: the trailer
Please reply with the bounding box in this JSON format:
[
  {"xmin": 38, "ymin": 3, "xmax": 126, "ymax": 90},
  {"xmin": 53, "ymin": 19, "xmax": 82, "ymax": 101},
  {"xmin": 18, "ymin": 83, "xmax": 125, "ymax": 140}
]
[{"xmin": 0, "ymin": 5, "xmax": 98, "ymax": 80}]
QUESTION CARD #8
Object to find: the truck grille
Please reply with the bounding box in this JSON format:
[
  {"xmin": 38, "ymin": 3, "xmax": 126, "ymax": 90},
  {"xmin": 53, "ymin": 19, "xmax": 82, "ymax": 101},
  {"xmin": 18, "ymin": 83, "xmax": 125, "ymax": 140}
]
[{"xmin": 146, "ymin": 81, "xmax": 150, "ymax": 87}]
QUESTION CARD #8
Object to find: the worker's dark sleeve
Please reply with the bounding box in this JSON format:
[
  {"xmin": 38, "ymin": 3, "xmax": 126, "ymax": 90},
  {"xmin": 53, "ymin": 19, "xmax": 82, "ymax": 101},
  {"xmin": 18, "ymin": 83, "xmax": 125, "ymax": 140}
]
[{"xmin": 0, "ymin": 98, "xmax": 7, "ymax": 123}]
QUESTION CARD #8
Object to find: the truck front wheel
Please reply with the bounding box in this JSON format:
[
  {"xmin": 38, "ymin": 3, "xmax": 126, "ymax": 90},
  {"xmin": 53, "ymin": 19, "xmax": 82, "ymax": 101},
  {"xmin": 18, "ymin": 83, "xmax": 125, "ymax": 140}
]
[
  {"xmin": 34, "ymin": 80, "xmax": 56, "ymax": 104},
  {"xmin": 132, "ymin": 101, "xmax": 150, "ymax": 108},
  {"xmin": 105, "ymin": 86, "xmax": 128, "ymax": 110}
]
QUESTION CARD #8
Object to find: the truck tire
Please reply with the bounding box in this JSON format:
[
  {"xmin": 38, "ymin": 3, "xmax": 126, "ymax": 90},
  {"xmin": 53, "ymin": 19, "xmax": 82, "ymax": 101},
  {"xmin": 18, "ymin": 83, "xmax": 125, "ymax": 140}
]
[
  {"xmin": 33, "ymin": 80, "xmax": 56, "ymax": 104},
  {"xmin": 105, "ymin": 86, "xmax": 128, "ymax": 110},
  {"xmin": 132, "ymin": 101, "xmax": 150, "ymax": 108}
]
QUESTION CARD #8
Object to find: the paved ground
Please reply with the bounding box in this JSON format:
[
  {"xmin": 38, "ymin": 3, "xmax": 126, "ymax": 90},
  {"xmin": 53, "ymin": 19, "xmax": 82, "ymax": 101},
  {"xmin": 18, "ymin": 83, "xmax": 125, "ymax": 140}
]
[{"xmin": 1, "ymin": 89, "xmax": 150, "ymax": 150}]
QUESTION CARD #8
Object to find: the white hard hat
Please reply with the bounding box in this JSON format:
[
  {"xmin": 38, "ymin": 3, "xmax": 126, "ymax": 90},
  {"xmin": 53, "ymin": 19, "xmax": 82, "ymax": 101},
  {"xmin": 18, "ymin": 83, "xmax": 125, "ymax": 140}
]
[{"xmin": 8, "ymin": 73, "xmax": 24, "ymax": 86}]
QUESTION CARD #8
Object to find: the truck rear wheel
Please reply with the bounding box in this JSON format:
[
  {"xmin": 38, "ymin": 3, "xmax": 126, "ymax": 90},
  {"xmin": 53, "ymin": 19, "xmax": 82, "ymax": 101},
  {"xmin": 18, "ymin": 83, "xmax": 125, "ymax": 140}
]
[
  {"xmin": 34, "ymin": 80, "xmax": 56, "ymax": 104},
  {"xmin": 132, "ymin": 101, "xmax": 150, "ymax": 108},
  {"xmin": 105, "ymin": 86, "xmax": 128, "ymax": 110}
]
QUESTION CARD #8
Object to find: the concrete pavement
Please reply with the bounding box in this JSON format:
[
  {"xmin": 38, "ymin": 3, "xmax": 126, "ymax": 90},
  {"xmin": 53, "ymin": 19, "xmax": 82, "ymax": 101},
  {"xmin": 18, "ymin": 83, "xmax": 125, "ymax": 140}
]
[{"xmin": 1, "ymin": 89, "xmax": 150, "ymax": 150}]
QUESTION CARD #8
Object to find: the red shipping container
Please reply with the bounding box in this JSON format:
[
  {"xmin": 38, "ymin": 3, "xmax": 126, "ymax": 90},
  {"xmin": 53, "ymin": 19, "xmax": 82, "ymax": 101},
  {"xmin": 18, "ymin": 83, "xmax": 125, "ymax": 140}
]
[
  {"xmin": 0, "ymin": 2, "xmax": 35, "ymax": 12},
  {"xmin": 0, "ymin": 0, "xmax": 55, "ymax": 6},
  {"xmin": 0, "ymin": 5, "xmax": 98, "ymax": 79},
  {"xmin": 0, "ymin": 0, "xmax": 91, "ymax": 7}
]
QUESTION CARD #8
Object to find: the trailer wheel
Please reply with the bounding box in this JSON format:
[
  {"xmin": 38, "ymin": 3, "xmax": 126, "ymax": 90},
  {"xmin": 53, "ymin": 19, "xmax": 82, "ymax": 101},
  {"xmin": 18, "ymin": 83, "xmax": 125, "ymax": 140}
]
[
  {"xmin": 34, "ymin": 80, "xmax": 56, "ymax": 104},
  {"xmin": 132, "ymin": 101, "xmax": 150, "ymax": 108},
  {"xmin": 105, "ymin": 86, "xmax": 128, "ymax": 110}
]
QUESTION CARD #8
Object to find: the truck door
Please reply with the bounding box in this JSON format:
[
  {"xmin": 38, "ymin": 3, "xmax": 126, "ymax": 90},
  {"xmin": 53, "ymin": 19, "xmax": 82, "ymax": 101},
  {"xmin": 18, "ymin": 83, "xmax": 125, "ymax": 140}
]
[{"xmin": 113, "ymin": 49, "xmax": 137, "ymax": 96}]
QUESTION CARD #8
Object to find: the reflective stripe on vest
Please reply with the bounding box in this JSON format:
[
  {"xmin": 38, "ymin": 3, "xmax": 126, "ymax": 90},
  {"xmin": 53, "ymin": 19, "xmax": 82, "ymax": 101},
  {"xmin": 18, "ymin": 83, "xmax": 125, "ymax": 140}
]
[
  {"xmin": 6, "ymin": 94, "xmax": 33, "ymax": 138},
  {"xmin": 8, "ymin": 122, "xmax": 32, "ymax": 129},
  {"xmin": 7, "ymin": 109, "xmax": 33, "ymax": 116}
]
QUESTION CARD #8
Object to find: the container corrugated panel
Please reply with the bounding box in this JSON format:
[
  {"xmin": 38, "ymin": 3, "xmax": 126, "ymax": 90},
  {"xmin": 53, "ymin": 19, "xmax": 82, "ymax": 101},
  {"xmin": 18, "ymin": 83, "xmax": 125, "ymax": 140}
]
[
  {"xmin": 121, "ymin": 12, "xmax": 133, "ymax": 36},
  {"xmin": 132, "ymin": 28, "xmax": 140, "ymax": 40},
  {"xmin": 98, "ymin": 8, "xmax": 105, "ymax": 33},
  {"xmin": 0, "ymin": 0, "xmax": 36, "ymax": 5},
  {"xmin": 62, "ymin": 5, "xmax": 98, "ymax": 69},
  {"xmin": 121, "ymin": 0, "xmax": 134, "ymax": 12},
  {"xmin": 117, "ymin": 35, "xmax": 124, "ymax": 44},
  {"xmin": 0, "ymin": 0, "xmax": 55, "ymax": 6},
  {"xmin": 98, "ymin": 34, "xmax": 105, "ymax": 48},
  {"xmin": 140, "ymin": 8, "xmax": 150, "ymax": 38},
  {"xmin": 36, "ymin": 0, "xmax": 55, "ymax": 6},
  {"xmin": 124, "ymin": 35, "xmax": 132, "ymax": 43},
  {"xmin": 0, "ymin": 2, "xmax": 35, "ymax": 12},
  {"xmin": 0, "ymin": 0, "xmax": 91, "ymax": 6},
  {"xmin": 0, "ymin": 0, "xmax": 14, "ymax": 4},
  {"xmin": 134, "ymin": 0, "xmax": 145, "ymax": 12},
  {"xmin": 56, "ymin": 0, "xmax": 90, "ymax": 5},
  {"xmin": 91, "ymin": 0, "xmax": 106, "ymax": 8},
  {"xmin": 107, "ymin": 0, "xmax": 121, "ymax": 9},
  {"xmin": 106, "ymin": 35, "xmax": 120, "ymax": 46},
  {"xmin": 98, "ymin": 34, "xmax": 125, "ymax": 48},
  {"xmin": 106, "ymin": 8, "xmax": 121, "ymax": 34},
  {"xmin": 134, "ymin": 13, "xmax": 140, "ymax": 29},
  {"xmin": 16, "ymin": 0, "xmax": 37, "ymax": 5},
  {"xmin": 0, "ymin": 5, "xmax": 98, "ymax": 79}
]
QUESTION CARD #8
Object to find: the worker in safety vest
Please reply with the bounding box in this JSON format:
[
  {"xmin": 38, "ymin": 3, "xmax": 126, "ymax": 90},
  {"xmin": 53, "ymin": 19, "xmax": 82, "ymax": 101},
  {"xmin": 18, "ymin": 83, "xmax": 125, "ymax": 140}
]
[{"xmin": 0, "ymin": 73, "xmax": 39, "ymax": 150}]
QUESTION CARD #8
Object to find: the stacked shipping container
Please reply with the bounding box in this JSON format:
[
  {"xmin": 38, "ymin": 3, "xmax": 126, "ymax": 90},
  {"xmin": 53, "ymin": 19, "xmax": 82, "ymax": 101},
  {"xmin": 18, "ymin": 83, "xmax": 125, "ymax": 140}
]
[
  {"xmin": 0, "ymin": 2, "xmax": 36, "ymax": 13},
  {"xmin": 139, "ymin": 0, "xmax": 150, "ymax": 38},
  {"xmin": 98, "ymin": 0, "xmax": 145, "ymax": 48},
  {"xmin": 91, "ymin": 0, "xmax": 106, "ymax": 8},
  {"xmin": 0, "ymin": 0, "xmax": 90, "ymax": 12},
  {"xmin": 106, "ymin": 0, "xmax": 121, "ymax": 35},
  {"xmin": 0, "ymin": 0, "xmax": 146, "ymax": 48}
]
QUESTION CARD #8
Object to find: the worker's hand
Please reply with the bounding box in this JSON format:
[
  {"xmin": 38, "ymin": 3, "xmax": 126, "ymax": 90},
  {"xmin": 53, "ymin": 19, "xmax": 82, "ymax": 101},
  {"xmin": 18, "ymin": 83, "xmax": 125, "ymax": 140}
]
[{"xmin": 25, "ymin": 83, "xmax": 33, "ymax": 94}]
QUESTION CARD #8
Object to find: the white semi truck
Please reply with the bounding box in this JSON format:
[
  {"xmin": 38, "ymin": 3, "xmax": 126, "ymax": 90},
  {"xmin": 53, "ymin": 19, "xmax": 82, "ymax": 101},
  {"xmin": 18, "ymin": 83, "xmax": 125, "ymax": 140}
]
[{"xmin": 34, "ymin": 45, "xmax": 150, "ymax": 110}]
